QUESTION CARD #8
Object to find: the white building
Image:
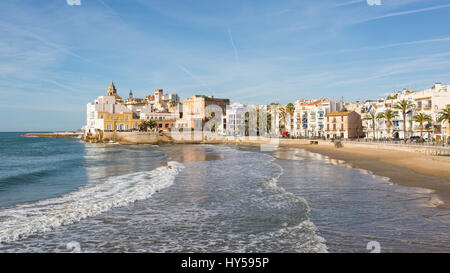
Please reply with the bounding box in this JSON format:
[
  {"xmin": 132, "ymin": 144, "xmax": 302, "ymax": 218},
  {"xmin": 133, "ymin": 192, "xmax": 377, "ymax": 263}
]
[
  {"xmin": 85, "ymin": 84, "xmax": 130, "ymax": 135},
  {"xmin": 226, "ymin": 102, "xmax": 246, "ymax": 137},
  {"xmin": 362, "ymin": 82, "xmax": 450, "ymax": 140},
  {"xmin": 293, "ymin": 99, "xmax": 342, "ymax": 137}
]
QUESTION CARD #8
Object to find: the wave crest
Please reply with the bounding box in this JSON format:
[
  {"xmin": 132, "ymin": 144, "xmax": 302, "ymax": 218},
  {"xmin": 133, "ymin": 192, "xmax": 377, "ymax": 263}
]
[{"xmin": 0, "ymin": 161, "xmax": 184, "ymax": 243}]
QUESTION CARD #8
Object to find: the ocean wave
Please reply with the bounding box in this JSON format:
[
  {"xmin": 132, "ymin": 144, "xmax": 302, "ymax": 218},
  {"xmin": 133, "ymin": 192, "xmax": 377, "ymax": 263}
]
[
  {"xmin": 0, "ymin": 161, "xmax": 184, "ymax": 243},
  {"xmin": 262, "ymin": 154, "xmax": 328, "ymax": 252}
]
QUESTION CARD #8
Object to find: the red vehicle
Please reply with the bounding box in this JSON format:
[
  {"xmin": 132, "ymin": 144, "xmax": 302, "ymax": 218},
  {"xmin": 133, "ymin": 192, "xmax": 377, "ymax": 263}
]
[{"xmin": 281, "ymin": 131, "xmax": 290, "ymax": 138}]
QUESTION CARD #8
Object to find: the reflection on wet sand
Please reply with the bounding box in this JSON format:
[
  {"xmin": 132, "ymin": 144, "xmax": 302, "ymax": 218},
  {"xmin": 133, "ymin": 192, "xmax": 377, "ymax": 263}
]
[{"xmin": 165, "ymin": 145, "xmax": 223, "ymax": 163}]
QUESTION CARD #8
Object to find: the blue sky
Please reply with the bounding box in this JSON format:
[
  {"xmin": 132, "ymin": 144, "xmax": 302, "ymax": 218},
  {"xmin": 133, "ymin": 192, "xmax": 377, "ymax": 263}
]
[{"xmin": 1, "ymin": 0, "xmax": 450, "ymax": 131}]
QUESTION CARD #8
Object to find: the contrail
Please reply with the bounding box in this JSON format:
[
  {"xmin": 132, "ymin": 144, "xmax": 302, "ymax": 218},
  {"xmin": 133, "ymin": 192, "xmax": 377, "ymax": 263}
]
[
  {"xmin": 228, "ymin": 28, "xmax": 240, "ymax": 66},
  {"xmin": 362, "ymin": 3, "xmax": 450, "ymax": 23},
  {"xmin": 176, "ymin": 64, "xmax": 214, "ymax": 94}
]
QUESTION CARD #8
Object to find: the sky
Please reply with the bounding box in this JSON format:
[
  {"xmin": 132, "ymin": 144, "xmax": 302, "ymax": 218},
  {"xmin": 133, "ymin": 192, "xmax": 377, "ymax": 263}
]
[{"xmin": 1, "ymin": 0, "xmax": 450, "ymax": 131}]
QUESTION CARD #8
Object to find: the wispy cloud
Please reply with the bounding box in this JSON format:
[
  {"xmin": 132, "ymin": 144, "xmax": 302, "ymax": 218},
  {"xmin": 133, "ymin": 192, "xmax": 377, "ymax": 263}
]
[
  {"xmin": 335, "ymin": 0, "xmax": 365, "ymax": 7},
  {"xmin": 316, "ymin": 36, "xmax": 450, "ymax": 56},
  {"xmin": 176, "ymin": 64, "xmax": 214, "ymax": 94},
  {"xmin": 360, "ymin": 3, "xmax": 450, "ymax": 23},
  {"xmin": 227, "ymin": 28, "xmax": 240, "ymax": 66},
  {"xmin": 0, "ymin": 21, "xmax": 87, "ymax": 62}
]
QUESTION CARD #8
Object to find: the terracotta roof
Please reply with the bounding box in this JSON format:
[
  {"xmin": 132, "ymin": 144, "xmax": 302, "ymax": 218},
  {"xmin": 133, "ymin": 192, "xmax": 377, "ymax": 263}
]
[
  {"xmin": 307, "ymin": 99, "xmax": 323, "ymax": 106},
  {"xmin": 325, "ymin": 110, "xmax": 353, "ymax": 117},
  {"xmin": 307, "ymin": 98, "xmax": 329, "ymax": 106}
]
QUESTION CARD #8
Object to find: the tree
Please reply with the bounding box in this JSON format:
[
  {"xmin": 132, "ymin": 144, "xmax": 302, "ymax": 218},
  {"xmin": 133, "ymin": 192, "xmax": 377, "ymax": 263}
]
[
  {"xmin": 363, "ymin": 110, "xmax": 377, "ymax": 140},
  {"xmin": 377, "ymin": 109, "xmax": 398, "ymax": 138},
  {"xmin": 148, "ymin": 120, "xmax": 157, "ymax": 130},
  {"xmin": 413, "ymin": 112, "xmax": 432, "ymax": 141},
  {"xmin": 437, "ymin": 107, "xmax": 450, "ymax": 124},
  {"xmin": 138, "ymin": 120, "xmax": 157, "ymax": 132},
  {"xmin": 138, "ymin": 120, "xmax": 147, "ymax": 132},
  {"xmin": 278, "ymin": 106, "xmax": 287, "ymax": 131},
  {"xmin": 437, "ymin": 107, "xmax": 450, "ymax": 144},
  {"xmin": 393, "ymin": 99, "xmax": 415, "ymax": 143},
  {"xmin": 285, "ymin": 103, "xmax": 295, "ymax": 132},
  {"xmin": 267, "ymin": 103, "xmax": 279, "ymax": 134}
]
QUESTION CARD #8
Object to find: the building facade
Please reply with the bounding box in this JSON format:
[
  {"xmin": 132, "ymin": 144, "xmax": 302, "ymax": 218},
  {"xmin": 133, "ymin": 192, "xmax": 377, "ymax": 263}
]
[
  {"xmin": 226, "ymin": 102, "xmax": 246, "ymax": 137},
  {"xmin": 293, "ymin": 99, "xmax": 342, "ymax": 138},
  {"xmin": 361, "ymin": 82, "xmax": 450, "ymax": 141},
  {"xmin": 325, "ymin": 110, "xmax": 363, "ymax": 139},
  {"xmin": 176, "ymin": 95, "xmax": 230, "ymax": 133}
]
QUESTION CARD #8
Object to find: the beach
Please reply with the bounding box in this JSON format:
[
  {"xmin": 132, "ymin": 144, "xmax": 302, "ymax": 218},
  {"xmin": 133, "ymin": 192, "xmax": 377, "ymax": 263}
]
[{"xmin": 298, "ymin": 143, "xmax": 450, "ymax": 209}]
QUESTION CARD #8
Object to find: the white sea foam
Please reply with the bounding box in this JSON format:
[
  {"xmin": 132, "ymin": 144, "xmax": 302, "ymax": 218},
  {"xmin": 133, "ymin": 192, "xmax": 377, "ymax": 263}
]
[
  {"xmin": 0, "ymin": 161, "xmax": 184, "ymax": 243},
  {"xmin": 261, "ymin": 154, "xmax": 328, "ymax": 252}
]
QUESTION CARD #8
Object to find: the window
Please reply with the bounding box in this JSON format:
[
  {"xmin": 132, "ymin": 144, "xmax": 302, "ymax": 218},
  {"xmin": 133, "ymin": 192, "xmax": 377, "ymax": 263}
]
[
  {"xmin": 165, "ymin": 124, "xmax": 169, "ymax": 128},
  {"xmin": 417, "ymin": 101, "xmax": 422, "ymax": 108},
  {"xmin": 107, "ymin": 124, "xmax": 111, "ymax": 130},
  {"xmin": 159, "ymin": 124, "xmax": 162, "ymax": 128}
]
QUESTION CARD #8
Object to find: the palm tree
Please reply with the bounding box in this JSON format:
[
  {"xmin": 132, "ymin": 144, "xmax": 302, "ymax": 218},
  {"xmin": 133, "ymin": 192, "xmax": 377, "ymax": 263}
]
[
  {"xmin": 413, "ymin": 112, "xmax": 432, "ymax": 141},
  {"xmin": 285, "ymin": 103, "xmax": 295, "ymax": 132},
  {"xmin": 138, "ymin": 120, "xmax": 157, "ymax": 132},
  {"xmin": 148, "ymin": 120, "xmax": 157, "ymax": 131},
  {"xmin": 286, "ymin": 103, "xmax": 295, "ymax": 116},
  {"xmin": 278, "ymin": 106, "xmax": 287, "ymax": 131},
  {"xmin": 393, "ymin": 99, "xmax": 415, "ymax": 143},
  {"xmin": 363, "ymin": 110, "xmax": 377, "ymax": 140},
  {"xmin": 377, "ymin": 109, "xmax": 398, "ymax": 138},
  {"xmin": 138, "ymin": 120, "xmax": 147, "ymax": 132},
  {"xmin": 267, "ymin": 103, "xmax": 279, "ymax": 134},
  {"xmin": 437, "ymin": 107, "xmax": 450, "ymax": 144},
  {"xmin": 437, "ymin": 107, "xmax": 450, "ymax": 124}
]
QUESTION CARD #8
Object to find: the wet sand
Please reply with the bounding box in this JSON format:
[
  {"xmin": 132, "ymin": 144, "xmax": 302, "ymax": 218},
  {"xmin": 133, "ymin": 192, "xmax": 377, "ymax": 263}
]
[{"xmin": 296, "ymin": 144, "xmax": 450, "ymax": 209}]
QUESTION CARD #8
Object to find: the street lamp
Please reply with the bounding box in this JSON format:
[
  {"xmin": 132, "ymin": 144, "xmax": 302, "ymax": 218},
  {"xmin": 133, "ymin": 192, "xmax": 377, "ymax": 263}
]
[{"xmin": 442, "ymin": 119, "xmax": 447, "ymax": 147}]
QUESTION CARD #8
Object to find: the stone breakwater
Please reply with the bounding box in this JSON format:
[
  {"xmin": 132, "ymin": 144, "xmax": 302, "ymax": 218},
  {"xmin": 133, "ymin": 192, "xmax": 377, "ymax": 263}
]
[{"xmin": 22, "ymin": 132, "xmax": 82, "ymax": 138}]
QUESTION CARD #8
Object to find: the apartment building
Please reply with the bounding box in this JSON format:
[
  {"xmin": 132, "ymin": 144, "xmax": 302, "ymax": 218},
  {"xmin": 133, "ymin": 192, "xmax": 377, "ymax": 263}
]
[
  {"xmin": 293, "ymin": 98, "xmax": 342, "ymax": 137},
  {"xmin": 325, "ymin": 110, "xmax": 363, "ymax": 139},
  {"xmin": 226, "ymin": 102, "xmax": 246, "ymax": 137},
  {"xmin": 176, "ymin": 95, "xmax": 230, "ymax": 133}
]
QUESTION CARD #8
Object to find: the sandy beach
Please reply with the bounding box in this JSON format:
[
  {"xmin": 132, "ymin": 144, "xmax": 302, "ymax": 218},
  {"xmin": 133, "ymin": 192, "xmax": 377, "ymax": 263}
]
[{"xmin": 296, "ymin": 143, "xmax": 450, "ymax": 209}]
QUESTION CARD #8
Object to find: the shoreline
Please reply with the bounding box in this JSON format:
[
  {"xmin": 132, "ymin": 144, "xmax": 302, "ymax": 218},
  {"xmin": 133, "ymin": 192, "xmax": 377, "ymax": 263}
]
[{"xmin": 296, "ymin": 144, "xmax": 450, "ymax": 209}]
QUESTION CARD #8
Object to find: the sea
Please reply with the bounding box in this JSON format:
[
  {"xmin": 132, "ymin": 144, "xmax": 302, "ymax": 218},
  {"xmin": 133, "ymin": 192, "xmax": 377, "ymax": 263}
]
[{"xmin": 0, "ymin": 132, "xmax": 449, "ymax": 252}]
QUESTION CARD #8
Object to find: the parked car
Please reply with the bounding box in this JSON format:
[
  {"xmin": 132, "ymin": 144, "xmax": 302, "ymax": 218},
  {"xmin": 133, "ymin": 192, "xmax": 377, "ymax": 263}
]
[
  {"xmin": 409, "ymin": 136, "xmax": 422, "ymax": 143},
  {"xmin": 281, "ymin": 131, "xmax": 290, "ymax": 138}
]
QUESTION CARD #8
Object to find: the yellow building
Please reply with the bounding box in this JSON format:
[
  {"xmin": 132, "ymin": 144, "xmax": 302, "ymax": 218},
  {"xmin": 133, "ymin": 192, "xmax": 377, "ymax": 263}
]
[{"xmin": 98, "ymin": 111, "xmax": 140, "ymax": 131}]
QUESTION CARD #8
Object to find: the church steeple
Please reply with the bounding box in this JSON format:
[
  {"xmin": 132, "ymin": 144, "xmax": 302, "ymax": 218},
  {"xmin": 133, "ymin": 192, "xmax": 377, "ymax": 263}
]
[
  {"xmin": 129, "ymin": 89, "xmax": 133, "ymax": 98},
  {"xmin": 107, "ymin": 81, "xmax": 117, "ymax": 96}
]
